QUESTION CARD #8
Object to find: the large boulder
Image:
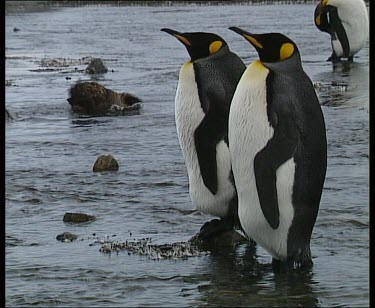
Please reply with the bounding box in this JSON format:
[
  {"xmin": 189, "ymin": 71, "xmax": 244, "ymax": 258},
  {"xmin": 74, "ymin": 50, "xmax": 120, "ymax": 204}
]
[{"xmin": 67, "ymin": 81, "xmax": 142, "ymax": 116}]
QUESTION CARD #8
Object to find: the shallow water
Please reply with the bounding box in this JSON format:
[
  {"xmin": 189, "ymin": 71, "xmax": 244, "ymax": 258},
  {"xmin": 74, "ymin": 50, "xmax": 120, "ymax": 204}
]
[{"xmin": 5, "ymin": 3, "xmax": 369, "ymax": 307}]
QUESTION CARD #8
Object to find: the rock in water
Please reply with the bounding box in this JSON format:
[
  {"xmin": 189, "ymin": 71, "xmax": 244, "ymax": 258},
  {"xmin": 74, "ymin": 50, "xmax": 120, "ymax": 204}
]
[
  {"xmin": 85, "ymin": 58, "xmax": 108, "ymax": 74},
  {"xmin": 56, "ymin": 232, "xmax": 78, "ymax": 242},
  {"xmin": 63, "ymin": 212, "xmax": 96, "ymax": 223},
  {"xmin": 93, "ymin": 154, "xmax": 119, "ymax": 172},
  {"xmin": 67, "ymin": 81, "xmax": 142, "ymax": 116},
  {"xmin": 6, "ymin": 108, "xmax": 16, "ymax": 121}
]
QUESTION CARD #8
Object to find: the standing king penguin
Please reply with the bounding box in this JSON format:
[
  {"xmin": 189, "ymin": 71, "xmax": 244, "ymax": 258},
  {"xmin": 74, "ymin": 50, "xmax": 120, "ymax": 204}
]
[
  {"xmin": 228, "ymin": 27, "xmax": 327, "ymax": 269},
  {"xmin": 161, "ymin": 28, "xmax": 246, "ymax": 240},
  {"xmin": 314, "ymin": 0, "xmax": 369, "ymax": 62}
]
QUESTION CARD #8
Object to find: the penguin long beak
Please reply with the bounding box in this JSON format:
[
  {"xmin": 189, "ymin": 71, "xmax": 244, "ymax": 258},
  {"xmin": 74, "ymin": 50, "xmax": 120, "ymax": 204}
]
[
  {"xmin": 161, "ymin": 28, "xmax": 192, "ymax": 46},
  {"xmin": 314, "ymin": 1, "xmax": 322, "ymax": 25},
  {"xmin": 228, "ymin": 26, "xmax": 263, "ymax": 49}
]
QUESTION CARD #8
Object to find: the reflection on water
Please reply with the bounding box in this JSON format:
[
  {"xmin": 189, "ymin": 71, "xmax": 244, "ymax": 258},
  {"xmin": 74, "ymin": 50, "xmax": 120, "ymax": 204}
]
[
  {"xmin": 194, "ymin": 243, "xmax": 319, "ymax": 307},
  {"xmin": 314, "ymin": 61, "xmax": 369, "ymax": 108},
  {"xmin": 6, "ymin": 2, "xmax": 368, "ymax": 307}
]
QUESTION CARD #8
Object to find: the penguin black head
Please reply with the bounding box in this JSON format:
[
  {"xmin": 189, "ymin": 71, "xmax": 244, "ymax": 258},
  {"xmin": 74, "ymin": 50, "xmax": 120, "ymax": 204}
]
[
  {"xmin": 314, "ymin": 0, "xmax": 331, "ymax": 33},
  {"xmin": 161, "ymin": 28, "xmax": 227, "ymax": 62},
  {"xmin": 314, "ymin": 2, "xmax": 324, "ymax": 29},
  {"xmin": 229, "ymin": 27, "xmax": 299, "ymax": 63}
]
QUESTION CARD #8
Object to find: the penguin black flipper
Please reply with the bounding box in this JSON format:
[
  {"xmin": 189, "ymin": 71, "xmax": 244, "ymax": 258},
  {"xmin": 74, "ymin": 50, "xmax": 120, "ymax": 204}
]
[
  {"xmin": 328, "ymin": 6, "xmax": 350, "ymax": 58},
  {"xmin": 194, "ymin": 106, "xmax": 227, "ymax": 196},
  {"xmin": 254, "ymin": 112, "xmax": 300, "ymax": 230}
]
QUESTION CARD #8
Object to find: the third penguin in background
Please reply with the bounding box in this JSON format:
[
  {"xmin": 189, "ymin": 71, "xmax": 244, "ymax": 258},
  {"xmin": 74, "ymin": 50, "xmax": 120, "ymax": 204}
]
[{"xmin": 314, "ymin": 0, "xmax": 369, "ymax": 62}]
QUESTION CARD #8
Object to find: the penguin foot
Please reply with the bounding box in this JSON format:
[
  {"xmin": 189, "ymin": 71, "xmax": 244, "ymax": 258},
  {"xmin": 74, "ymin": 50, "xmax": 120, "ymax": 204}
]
[
  {"xmin": 272, "ymin": 256, "xmax": 313, "ymax": 273},
  {"xmin": 327, "ymin": 55, "xmax": 341, "ymax": 63},
  {"xmin": 197, "ymin": 218, "xmax": 232, "ymax": 241},
  {"xmin": 188, "ymin": 218, "xmax": 247, "ymax": 247}
]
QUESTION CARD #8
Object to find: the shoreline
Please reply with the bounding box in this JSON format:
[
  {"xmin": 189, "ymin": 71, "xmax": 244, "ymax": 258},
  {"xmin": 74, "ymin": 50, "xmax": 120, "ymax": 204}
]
[
  {"xmin": 5, "ymin": 0, "xmax": 326, "ymax": 14},
  {"xmin": 4, "ymin": 0, "xmax": 370, "ymax": 16}
]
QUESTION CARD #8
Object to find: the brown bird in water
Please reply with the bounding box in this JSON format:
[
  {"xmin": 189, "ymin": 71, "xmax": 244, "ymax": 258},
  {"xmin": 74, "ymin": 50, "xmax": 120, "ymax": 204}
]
[{"xmin": 67, "ymin": 81, "xmax": 142, "ymax": 116}]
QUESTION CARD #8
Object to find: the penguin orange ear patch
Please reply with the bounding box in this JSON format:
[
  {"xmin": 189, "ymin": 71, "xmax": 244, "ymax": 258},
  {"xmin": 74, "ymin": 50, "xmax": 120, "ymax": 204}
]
[
  {"xmin": 280, "ymin": 43, "xmax": 294, "ymax": 60},
  {"xmin": 209, "ymin": 41, "xmax": 223, "ymax": 54}
]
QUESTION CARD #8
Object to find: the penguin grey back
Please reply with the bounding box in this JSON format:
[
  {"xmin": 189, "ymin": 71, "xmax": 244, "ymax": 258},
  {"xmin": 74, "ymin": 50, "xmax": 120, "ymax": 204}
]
[
  {"xmin": 192, "ymin": 46, "xmax": 246, "ymax": 194},
  {"xmin": 193, "ymin": 45, "xmax": 246, "ymax": 115}
]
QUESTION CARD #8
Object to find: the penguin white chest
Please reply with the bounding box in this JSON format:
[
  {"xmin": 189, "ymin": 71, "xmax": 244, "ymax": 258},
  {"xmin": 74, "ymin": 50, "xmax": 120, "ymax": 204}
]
[
  {"xmin": 229, "ymin": 61, "xmax": 295, "ymax": 260},
  {"xmin": 175, "ymin": 62, "xmax": 205, "ymax": 167},
  {"xmin": 174, "ymin": 62, "xmax": 234, "ymax": 217}
]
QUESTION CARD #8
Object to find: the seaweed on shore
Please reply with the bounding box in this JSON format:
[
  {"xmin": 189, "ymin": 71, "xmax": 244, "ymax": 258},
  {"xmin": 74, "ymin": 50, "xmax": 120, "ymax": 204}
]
[{"xmin": 98, "ymin": 237, "xmax": 210, "ymax": 260}]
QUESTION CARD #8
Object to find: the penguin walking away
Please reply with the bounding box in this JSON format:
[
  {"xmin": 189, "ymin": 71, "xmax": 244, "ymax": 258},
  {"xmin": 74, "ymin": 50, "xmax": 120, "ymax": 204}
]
[
  {"xmin": 228, "ymin": 27, "xmax": 327, "ymax": 269},
  {"xmin": 161, "ymin": 28, "xmax": 246, "ymax": 241},
  {"xmin": 314, "ymin": 0, "xmax": 369, "ymax": 62}
]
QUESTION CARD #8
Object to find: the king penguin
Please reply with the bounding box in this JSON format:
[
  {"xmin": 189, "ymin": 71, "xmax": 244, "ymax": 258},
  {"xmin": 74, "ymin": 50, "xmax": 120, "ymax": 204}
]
[
  {"xmin": 161, "ymin": 28, "xmax": 246, "ymax": 240},
  {"xmin": 228, "ymin": 27, "xmax": 327, "ymax": 269},
  {"xmin": 314, "ymin": 0, "xmax": 369, "ymax": 62}
]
